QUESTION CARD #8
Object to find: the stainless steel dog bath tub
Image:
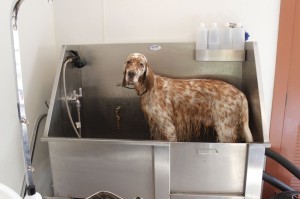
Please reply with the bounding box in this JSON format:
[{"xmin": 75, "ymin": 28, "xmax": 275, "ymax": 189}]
[{"xmin": 43, "ymin": 42, "xmax": 268, "ymax": 199}]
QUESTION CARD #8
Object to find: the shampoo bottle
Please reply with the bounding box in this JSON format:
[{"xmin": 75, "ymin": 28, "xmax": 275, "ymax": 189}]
[
  {"xmin": 221, "ymin": 22, "xmax": 232, "ymax": 49},
  {"xmin": 232, "ymin": 23, "xmax": 245, "ymax": 50},
  {"xmin": 196, "ymin": 23, "xmax": 208, "ymax": 50},
  {"xmin": 208, "ymin": 23, "xmax": 221, "ymax": 49}
]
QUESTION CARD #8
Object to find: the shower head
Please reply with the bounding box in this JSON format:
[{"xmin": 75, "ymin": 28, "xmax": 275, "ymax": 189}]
[{"xmin": 68, "ymin": 50, "xmax": 87, "ymax": 68}]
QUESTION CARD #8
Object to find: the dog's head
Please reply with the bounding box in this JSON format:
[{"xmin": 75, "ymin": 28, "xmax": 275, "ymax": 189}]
[{"xmin": 122, "ymin": 53, "xmax": 154, "ymax": 95}]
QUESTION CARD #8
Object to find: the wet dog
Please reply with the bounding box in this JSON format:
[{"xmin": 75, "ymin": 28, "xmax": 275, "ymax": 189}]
[{"xmin": 122, "ymin": 53, "xmax": 253, "ymax": 143}]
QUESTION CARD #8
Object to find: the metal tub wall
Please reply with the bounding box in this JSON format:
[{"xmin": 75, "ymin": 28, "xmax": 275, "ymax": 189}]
[
  {"xmin": 43, "ymin": 42, "xmax": 267, "ymax": 199},
  {"xmin": 46, "ymin": 139, "xmax": 170, "ymax": 199}
]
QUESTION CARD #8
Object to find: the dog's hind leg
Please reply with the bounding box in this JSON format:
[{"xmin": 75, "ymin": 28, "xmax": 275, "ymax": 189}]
[
  {"xmin": 241, "ymin": 98, "xmax": 253, "ymax": 142},
  {"xmin": 242, "ymin": 122, "xmax": 253, "ymax": 142},
  {"xmin": 215, "ymin": 127, "xmax": 238, "ymax": 143}
]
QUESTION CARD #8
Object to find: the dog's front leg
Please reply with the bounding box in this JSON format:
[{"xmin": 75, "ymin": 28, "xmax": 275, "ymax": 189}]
[{"xmin": 160, "ymin": 122, "xmax": 177, "ymax": 142}]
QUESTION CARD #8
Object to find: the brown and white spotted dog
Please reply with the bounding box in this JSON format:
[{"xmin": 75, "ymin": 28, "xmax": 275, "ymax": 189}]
[{"xmin": 122, "ymin": 53, "xmax": 253, "ymax": 143}]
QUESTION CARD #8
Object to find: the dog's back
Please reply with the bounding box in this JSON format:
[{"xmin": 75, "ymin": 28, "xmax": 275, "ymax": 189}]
[{"xmin": 140, "ymin": 75, "xmax": 252, "ymax": 142}]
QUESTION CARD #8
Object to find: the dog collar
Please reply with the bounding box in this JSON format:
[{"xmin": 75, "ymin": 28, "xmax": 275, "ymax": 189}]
[
  {"xmin": 137, "ymin": 67, "xmax": 148, "ymax": 96},
  {"xmin": 138, "ymin": 89, "xmax": 147, "ymax": 96}
]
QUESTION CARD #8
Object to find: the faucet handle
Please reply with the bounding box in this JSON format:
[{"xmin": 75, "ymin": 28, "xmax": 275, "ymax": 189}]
[
  {"xmin": 78, "ymin": 87, "xmax": 82, "ymax": 97},
  {"xmin": 72, "ymin": 90, "xmax": 77, "ymax": 98},
  {"xmin": 67, "ymin": 88, "xmax": 82, "ymax": 101}
]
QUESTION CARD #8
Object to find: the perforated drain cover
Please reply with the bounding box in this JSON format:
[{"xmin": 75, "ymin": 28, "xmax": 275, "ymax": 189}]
[{"xmin": 86, "ymin": 191, "xmax": 123, "ymax": 199}]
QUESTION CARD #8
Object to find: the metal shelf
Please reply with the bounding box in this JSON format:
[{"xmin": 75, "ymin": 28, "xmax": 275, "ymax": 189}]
[{"xmin": 195, "ymin": 49, "xmax": 245, "ymax": 61}]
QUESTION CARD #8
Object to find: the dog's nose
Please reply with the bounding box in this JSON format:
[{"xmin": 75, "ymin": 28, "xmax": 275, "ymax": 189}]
[{"xmin": 128, "ymin": 71, "xmax": 136, "ymax": 78}]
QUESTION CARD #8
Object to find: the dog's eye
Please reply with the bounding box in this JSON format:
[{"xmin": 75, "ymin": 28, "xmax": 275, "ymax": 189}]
[
  {"xmin": 139, "ymin": 63, "xmax": 144, "ymax": 67},
  {"xmin": 126, "ymin": 60, "xmax": 131, "ymax": 64}
]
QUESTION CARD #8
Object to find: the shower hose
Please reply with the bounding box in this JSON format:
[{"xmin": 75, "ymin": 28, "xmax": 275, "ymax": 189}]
[{"xmin": 62, "ymin": 58, "xmax": 81, "ymax": 138}]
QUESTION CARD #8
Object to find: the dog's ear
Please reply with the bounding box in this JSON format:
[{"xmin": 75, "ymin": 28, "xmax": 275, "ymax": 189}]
[
  {"xmin": 122, "ymin": 69, "xmax": 126, "ymax": 87},
  {"xmin": 145, "ymin": 64, "xmax": 154, "ymax": 91}
]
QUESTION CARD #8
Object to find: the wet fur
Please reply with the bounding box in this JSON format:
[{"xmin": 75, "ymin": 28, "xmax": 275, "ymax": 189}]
[{"xmin": 123, "ymin": 53, "xmax": 253, "ymax": 143}]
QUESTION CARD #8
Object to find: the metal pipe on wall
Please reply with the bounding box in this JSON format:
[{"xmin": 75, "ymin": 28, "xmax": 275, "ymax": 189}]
[{"xmin": 10, "ymin": 0, "xmax": 52, "ymax": 197}]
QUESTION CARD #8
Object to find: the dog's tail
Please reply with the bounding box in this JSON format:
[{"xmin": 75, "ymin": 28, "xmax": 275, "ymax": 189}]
[{"xmin": 241, "ymin": 97, "xmax": 253, "ymax": 142}]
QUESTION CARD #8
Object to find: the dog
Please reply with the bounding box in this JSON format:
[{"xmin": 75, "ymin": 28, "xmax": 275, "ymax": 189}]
[{"xmin": 122, "ymin": 53, "xmax": 253, "ymax": 143}]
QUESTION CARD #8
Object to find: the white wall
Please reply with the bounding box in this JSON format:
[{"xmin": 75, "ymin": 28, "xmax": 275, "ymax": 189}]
[
  {"xmin": 0, "ymin": 0, "xmax": 56, "ymax": 194},
  {"xmin": 0, "ymin": 0, "xmax": 280, "ymax": 194},
  {"xmin": 54, "ymin": 0, "xmax": 281, "ymax": 132}
]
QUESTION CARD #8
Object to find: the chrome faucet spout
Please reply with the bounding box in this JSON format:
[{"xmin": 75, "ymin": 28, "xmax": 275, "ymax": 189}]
[
  {"xmin": 10, "ymin": 0, "xmax": 53, "ymax": 196},
  {"xmin": 12, "ymin": 0, "xmax": 24, "ymax": 30}
]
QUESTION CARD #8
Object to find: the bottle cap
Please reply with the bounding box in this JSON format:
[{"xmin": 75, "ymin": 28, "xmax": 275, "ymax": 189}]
[
  {"xmin": 229, "ymin": 23, "xmax": 237, "ymax": 28},
  {"xmin": 236, "ymin": 23, "xmax": 243, "ymax": 28},
  {"xmin": 211, "ymin": 23, "xmax": 218, "ymax": 28},
  {"xmin": 200, "ymin": 23, "xmax": 205, "ymax": 28},
  {"xmin": 224, "ymin": 22, "xmax": 230, "ymax": 27}
]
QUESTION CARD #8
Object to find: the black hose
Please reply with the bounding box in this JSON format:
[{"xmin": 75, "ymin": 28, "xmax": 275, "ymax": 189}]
[
  {"xmin": 31, "ymin": 114, "xmax": 47, "ymax": 160},
  {"xmin": 265, "ymin": 148, "xmax": 300, "ymax": 180},
  {"xmin": 263, "ymin": 171, "xmax": 295, "ymax": 192},
  {"xmin": 22, "ymin": 113, "xmax": 47, "ymax": 197},
  {"xmin": 44, "ymin": 100, "xmax": 49, "ymax": 108}
]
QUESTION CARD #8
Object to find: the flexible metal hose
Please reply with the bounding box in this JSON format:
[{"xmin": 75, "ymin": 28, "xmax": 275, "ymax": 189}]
[{"xmin": 62, "ymin": 58, "xmax": 81, "ymax": 138}]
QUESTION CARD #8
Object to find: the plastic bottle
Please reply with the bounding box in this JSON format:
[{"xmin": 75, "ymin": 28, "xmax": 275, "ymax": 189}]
[
  {"xmin": 24, "ymin": 193, "xmax": 42, "ymax": 199},
  {"xmin": 232, "ymin": 23, "xmax": 245, "ymax": 50},
  {"xmin": 208, "ymin": 23, "xmax": 221, "ymax": 49},
  {"xmin": 221, "ymin": 22, "xmax": 232, "ymax": 49},
  {"xmin": 195, "ymin": 23, "xmax": 208, "ymax": 50}
]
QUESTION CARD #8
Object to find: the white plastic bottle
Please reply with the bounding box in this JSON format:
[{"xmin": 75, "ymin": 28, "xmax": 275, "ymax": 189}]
[
  {"xmin": 208, "ymin": 23, "xmax": 221, "ymax": 49},
  {"xmin": 221, "ymin": 22, "xmax": 232, "ymax": 49},
  {"xmin": 196, "ymin": 23, "xmax": 208, "ymax": 50},
  {"xmin": 232, "ymin": 23, "xmax": 245, "ymax": 50}
]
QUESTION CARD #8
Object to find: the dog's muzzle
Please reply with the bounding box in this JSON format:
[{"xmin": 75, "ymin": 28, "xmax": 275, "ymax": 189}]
[{"xmin": 127, "ymin": 70, "xmax": 136, "ymax": 78}]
